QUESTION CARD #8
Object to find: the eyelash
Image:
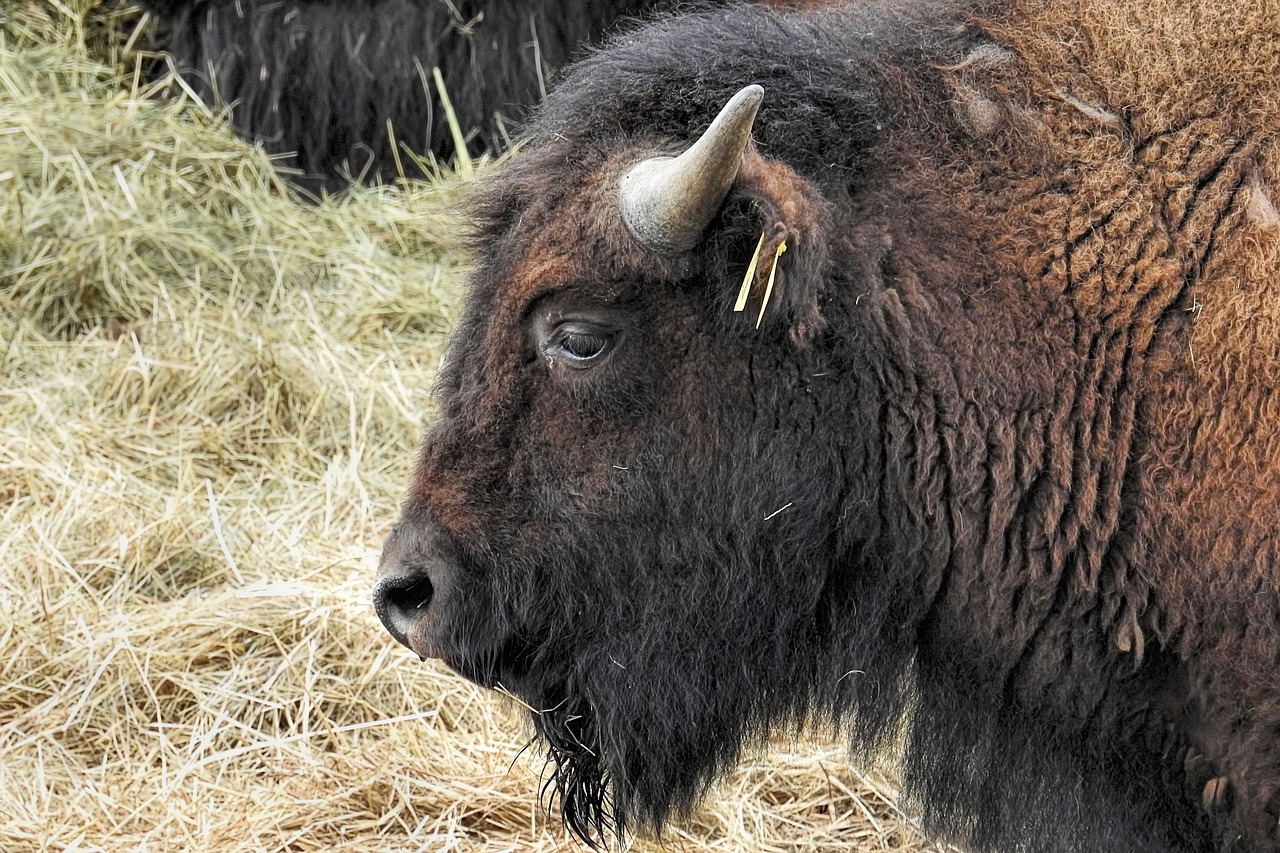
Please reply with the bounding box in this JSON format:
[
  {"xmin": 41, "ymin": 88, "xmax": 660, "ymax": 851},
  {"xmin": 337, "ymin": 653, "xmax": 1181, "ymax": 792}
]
[{"xmin": 543, "ymin": 322, "xmax": 615, "ymax": 368}]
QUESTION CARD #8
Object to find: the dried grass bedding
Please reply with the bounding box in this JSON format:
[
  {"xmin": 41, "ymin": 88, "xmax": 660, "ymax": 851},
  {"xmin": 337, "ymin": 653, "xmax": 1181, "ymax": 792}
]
[{"xmin": 0, "ymin": 2, "xmax": 938, "ymax": 849}]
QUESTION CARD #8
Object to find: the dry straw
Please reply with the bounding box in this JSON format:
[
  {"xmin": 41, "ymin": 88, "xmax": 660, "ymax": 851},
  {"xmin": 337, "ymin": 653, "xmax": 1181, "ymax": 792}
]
[{"xmin": 0, "ymin": 2, "xmax": 941, "ymax": 850}]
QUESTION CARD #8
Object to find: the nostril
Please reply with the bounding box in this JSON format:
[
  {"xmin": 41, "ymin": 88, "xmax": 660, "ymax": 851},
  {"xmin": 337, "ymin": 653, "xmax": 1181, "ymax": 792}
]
[{"xmin": 372, "ymin": 571, "xmax": 434, "ymax": 651}]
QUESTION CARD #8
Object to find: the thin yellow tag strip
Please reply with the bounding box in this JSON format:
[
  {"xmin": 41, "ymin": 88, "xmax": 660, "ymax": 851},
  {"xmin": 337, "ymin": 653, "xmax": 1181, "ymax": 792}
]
[
  {"xmin": 733, "ymin": 231, "xmax": 768, "ymax": 312},
  {"xmin": 755, "ymin": 240, "xmax": 787, "ymax": 329}
]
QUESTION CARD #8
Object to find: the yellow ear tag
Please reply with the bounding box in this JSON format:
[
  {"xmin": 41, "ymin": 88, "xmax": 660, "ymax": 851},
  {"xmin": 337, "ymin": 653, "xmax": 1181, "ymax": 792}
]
[
  {"xmin": 733, "ymin": 231, "xmax": 768, "ymax": 312},
  {"xmin": 755, "ymin": 240, "xmax": 787, "ymax": 329}
]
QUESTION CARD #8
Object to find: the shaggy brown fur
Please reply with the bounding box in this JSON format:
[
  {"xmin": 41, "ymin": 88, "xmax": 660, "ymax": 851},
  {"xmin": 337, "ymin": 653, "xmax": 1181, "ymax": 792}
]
[
  {"xmin": 957, "ymin": 3, "xmax": 1280, "ymax": 841},
  {"xmin": 375, "ymin": 0, "xmax": 1280, "ymax": 849}
]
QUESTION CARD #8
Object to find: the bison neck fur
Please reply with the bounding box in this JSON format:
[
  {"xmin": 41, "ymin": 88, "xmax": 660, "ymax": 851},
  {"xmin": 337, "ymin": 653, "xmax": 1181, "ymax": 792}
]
[{"xmin": 391, "ymin": 1, "xmax": 1280, "ymax": 851}]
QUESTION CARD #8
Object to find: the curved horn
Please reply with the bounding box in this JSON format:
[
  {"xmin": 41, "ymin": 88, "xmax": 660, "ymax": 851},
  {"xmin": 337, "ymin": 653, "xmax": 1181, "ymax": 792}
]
[{"xmin": 619, "ymin": 84, "xmax": 764, "ymax": 254}]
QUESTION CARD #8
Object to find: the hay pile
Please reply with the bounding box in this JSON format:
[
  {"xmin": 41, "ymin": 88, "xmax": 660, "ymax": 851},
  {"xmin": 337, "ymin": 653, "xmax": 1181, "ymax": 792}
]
[{"xmin": 0, "ymin": 2, "xmax": 940, "ymax": 849}]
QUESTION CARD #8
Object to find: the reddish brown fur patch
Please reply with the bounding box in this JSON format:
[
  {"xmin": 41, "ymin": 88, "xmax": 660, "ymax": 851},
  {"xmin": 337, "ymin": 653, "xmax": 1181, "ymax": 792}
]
[{"xmin": 956, "ymin": 2, "xmax": 1280, "ymax": 841}]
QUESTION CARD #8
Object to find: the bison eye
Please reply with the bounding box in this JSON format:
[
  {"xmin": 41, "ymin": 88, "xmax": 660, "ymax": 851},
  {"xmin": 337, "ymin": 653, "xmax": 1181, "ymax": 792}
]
[{"xmin": 544, "ymin": 322, "xmax": 615, "ymax": 367}]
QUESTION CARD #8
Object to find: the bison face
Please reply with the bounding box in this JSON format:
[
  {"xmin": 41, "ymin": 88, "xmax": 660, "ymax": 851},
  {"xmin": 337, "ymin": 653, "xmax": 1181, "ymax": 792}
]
[{"xmin": 374, "ymin": 88, "xmax": 870, "ymax": 843}]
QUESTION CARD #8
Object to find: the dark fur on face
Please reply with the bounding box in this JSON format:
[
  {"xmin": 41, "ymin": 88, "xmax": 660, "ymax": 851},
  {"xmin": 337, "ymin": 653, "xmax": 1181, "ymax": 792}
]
[{"xmin": 379, "ymin": 1, "xmax": 1280, "ymax": 850}]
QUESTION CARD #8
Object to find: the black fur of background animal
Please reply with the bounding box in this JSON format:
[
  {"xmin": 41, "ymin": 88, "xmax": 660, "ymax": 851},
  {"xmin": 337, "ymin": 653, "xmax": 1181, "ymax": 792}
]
[{"xmin": 135, "ymin": 0, "xmax": 700, "ymax": 194}]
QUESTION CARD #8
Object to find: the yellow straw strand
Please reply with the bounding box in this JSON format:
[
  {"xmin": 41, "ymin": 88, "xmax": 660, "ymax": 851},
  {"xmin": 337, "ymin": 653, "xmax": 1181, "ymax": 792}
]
[
  {"xmin": 733, "ymin": 231, "xmax": 768, "ymax": 312},
  {"xmin": 756, "ymin": 240, "xmax": 787, "ymax": 329}
]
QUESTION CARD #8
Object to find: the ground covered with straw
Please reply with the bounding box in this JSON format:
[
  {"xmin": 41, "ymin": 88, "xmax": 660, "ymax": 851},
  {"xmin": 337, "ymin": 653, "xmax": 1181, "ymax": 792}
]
[{"xmin": 0, "ymin": 2, "xmax": 942, "ymax": 850}]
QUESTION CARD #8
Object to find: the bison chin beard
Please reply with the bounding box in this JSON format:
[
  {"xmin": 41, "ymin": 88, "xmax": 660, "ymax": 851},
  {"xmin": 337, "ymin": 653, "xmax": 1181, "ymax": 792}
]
[
  {"xmin": 512, "ymin": 558, "xmax": 837, "ymax": 850},
  {"xmin": 528, "ymin": 689, "xmax": 614, "ymax": 847},
  {"xmin": 527, "ymin": 669, "xmax": 766, "ymax": 850}
]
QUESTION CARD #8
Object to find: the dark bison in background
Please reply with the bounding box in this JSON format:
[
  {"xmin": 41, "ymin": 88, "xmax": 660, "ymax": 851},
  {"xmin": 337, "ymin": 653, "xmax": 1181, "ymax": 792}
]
[
  {"xmin": 134, "ymin": 0, "xmax": 819, "ymax": 193},
  {"xmin": 372, "ymin": 0, "xmax": 1280, "ymax": 850}
]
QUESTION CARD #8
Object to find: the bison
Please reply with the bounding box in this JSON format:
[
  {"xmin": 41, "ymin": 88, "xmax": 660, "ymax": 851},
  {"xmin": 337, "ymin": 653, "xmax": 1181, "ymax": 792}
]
[
  {"xmin": 372, "ymin": 0, "xmax": 1280, "ymax": 850},
  {"xmin": 135, "ymin": 0, "xmax": 819, "ymax": 193}
]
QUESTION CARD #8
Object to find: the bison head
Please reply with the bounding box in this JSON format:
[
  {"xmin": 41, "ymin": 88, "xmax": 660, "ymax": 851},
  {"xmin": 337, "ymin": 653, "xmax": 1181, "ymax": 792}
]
[{"xmin": 372, "ymin": 83, "xmax": 899, "ymax": 843}]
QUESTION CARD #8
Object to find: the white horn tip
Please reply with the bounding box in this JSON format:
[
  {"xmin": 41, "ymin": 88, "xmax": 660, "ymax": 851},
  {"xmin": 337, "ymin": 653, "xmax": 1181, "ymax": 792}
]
[{"xmin": 727, "ymin": 84, "xmax": 766, "ymax": 115}]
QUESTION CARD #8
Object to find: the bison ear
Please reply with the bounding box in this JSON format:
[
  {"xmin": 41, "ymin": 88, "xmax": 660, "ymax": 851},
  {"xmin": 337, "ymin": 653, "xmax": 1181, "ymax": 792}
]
[{"xmin": 730, "ymin": 150, "xmax": 833, "ymax": 346}]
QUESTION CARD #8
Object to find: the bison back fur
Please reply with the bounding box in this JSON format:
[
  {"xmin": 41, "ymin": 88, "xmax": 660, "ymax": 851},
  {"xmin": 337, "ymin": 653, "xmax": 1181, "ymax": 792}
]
[{"xmin": 376, "ymin": 1, "xmax": 1280, "ymax": 850}]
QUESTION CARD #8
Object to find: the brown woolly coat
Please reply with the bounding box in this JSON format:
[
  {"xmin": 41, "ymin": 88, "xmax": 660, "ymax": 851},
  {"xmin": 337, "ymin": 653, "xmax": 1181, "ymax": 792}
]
[{"xmin": 943, "ymin": 0, "xmax": 1280, "ymax": 842}]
